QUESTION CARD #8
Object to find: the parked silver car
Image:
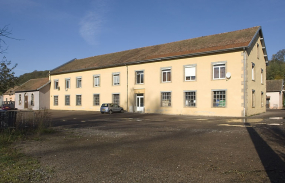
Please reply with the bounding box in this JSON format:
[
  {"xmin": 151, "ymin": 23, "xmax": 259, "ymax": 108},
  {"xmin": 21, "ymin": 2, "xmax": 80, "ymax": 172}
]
[{"xmin": 100, "ymin": 103, "xmax": 124, "ymax": 114}]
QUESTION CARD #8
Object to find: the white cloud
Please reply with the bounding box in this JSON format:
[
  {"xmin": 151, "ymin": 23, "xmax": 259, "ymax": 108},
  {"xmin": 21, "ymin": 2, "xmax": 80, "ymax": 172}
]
[
  {"xmin": 79, "ymin": 0, "xmax": 110, "ymax": 45},
  {"xmin": 79, "ymin": 11, "xmax": 103, "ymax": 45}
]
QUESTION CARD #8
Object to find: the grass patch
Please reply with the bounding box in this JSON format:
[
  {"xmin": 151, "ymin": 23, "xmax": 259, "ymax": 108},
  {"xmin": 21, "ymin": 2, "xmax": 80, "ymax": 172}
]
[{"xmin": 0, "ymin": 110, "xmax": 54, "ymax": 182}]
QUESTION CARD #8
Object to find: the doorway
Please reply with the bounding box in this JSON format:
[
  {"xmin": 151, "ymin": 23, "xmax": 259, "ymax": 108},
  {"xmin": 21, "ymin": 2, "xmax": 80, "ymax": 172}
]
[
  {"xmin": 24, "ymin": 94, "xmax": 28, "ymax": 109},
  {"xmin": 136, "ymin": 94, "xmax": 144, "ymax": 112}
]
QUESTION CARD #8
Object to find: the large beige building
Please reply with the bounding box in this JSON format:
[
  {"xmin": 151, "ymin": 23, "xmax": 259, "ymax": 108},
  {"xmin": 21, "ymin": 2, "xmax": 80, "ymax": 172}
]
[{"xmin": 50, "ymin": 26, "xmax": 268, "ymax": 117}]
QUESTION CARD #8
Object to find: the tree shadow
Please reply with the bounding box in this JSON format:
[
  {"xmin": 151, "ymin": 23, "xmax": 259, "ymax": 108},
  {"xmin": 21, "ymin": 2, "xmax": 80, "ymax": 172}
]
[{"xmin": 245, "ymin": 122, "xmax": 285, "ymax": 182}]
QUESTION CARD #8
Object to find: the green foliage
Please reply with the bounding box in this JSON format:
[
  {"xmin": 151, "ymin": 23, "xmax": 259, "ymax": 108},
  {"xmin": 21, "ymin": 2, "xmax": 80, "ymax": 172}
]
[
  {"xmin": 0, "ymin": 56, "xmax": 18, "ymax": 95},
  {"xmin": 266, "ymin": 49, "xmax": 285, "ymax": 80},
  {"xmin": 17, "ymin": 70, "xmax": 49, "ymax": 85}
]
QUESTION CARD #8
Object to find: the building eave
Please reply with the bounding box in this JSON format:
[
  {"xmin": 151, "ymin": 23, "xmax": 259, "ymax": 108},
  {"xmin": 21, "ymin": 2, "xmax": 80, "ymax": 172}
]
[{"xmin": 50, "ymin": 46, "xmax": 245, "ymax": 75}]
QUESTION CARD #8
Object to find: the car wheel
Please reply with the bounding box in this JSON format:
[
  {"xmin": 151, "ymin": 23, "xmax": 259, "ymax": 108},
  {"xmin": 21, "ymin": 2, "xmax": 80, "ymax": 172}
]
[
  {"xmin": 109, "ymin": 110, "xmax": 112, "ymax": 114},
  {"xmin": 101, "ymin": 112, "xmax": 104, "ymax": 114},
  {"xmin": 120, "ymin": 109, "xmax": 124, "ymax": 113}
]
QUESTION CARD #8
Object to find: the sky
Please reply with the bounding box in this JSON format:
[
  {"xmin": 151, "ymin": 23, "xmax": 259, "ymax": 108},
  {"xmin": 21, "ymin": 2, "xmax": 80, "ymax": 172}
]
[{"xmin": 1, "ymin": 0, "xmax": 285, "ymax": 76}]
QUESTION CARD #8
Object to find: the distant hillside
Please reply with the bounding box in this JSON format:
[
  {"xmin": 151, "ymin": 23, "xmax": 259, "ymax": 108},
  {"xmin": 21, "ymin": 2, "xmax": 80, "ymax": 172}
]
[{"xmin": 18, "ymin": 70, "xmax": 49, "ymax": 85}]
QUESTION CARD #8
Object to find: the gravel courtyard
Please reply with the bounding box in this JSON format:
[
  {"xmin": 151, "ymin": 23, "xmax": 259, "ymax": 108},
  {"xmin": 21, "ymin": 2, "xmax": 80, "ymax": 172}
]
[{"xmin": 15, "ymin": 110, "xmax": 285, "ymax": 182}]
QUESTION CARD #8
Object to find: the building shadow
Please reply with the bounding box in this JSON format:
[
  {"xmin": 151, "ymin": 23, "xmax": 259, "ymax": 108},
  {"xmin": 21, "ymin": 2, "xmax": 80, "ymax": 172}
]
[{"xmin": 245, "ymin": 122, "xmax": 285, "ymax": 182}]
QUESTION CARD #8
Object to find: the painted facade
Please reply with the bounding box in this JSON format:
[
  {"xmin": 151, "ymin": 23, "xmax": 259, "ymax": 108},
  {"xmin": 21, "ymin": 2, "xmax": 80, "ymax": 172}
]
[
  {"xmin": 15, "ymin": 78, "xmax": 50, "ymax": 110},
  {"xmin": 50, "ymin": 26, "xmax": 268, "ymax": 117}
]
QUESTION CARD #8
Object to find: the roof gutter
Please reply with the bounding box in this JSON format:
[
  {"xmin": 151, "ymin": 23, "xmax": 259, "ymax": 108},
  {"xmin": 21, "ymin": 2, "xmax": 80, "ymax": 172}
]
[{"xmin": 51, "ymin": 46, "xmax": 245, "ymax": 75}]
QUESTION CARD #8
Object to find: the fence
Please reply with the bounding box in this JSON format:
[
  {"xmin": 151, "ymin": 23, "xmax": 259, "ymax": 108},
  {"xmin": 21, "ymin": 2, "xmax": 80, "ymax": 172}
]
[{"xmin": 0, "ymin": 110, "xmax": 52, "ymax": 129}]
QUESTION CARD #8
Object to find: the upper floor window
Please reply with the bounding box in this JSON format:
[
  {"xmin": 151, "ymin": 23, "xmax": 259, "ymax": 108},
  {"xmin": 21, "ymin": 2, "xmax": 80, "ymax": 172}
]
[
  {"xmin": 184, "ymin": 65, "xmax": 196, "ymax": 81},
  {"xmin": 213, "ymin": 63, "xmax": 225, "ymax": 79},
  {"xmin": 136, "ymin": 71, "xmax": 144, "ymax": 84},
  {"xmin": 65, "ymin": 78, "xmax": 70, "ymax": 89},
  {"xmin": 113, "ymin": 73, "xmax": 120, "ymax": 86},
  {"xmin": 252, "ymin": 62, "xmax": 255, "ymax": 81},
  {"xmin": 212, "ymin": 90, "xmax": 226, "ymax": 107},
  {"xmin": 93, "ymin": 75, "xmax": 100, "ymax": 87},
  {"xmin": 76, "ymin": 77, "xmax": 82, "ymax": 88},
  {"xmin": 161, "ymin": 68, "xmax": 171, "ymax": 82},
  {"xmin": 31, "ymin": 93, "xmax": 34, "ymax": 106},
  {"xmin": 261, "ymin": 68, "xmax": 263, "ymax": 84},
  {"xmin": 54, "ymin": 79, "xmax": 59, "ymax": 89}
]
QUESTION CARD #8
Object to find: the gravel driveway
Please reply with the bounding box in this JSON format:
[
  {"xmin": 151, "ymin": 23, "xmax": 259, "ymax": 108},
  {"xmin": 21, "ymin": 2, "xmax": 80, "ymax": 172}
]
[{"xmin": 15, "ymin": 110, "xmax": 285, "ymax": 182}]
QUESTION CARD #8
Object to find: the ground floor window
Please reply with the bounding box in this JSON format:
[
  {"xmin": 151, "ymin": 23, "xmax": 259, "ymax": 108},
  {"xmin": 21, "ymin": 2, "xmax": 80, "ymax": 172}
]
[
  {"xmin": 252, "ymin": 90, "xmax": 255, "ymax": 108},
  {"xmin": 185, "ymin": 91, "xmax": 196, "ymax": 107},
  {"xmin": 93, "ymin": 94, "xmax": 100, "ymax": 106},
  {"xmin": 213, "ymin": 90, "xmax": 226, "ymax": 107},
  {"xmin": 261, "ymin": 92, "xmax": 264, "ymax": 107},
  {"xmin": 113, "ymin": 94, "xmax": 120, "ymax": 105},
  {"xmin": 161, "ymin": 92, "xmax": 171, "ymax": 107},
  {"xmin": 76, "ymin": 95, "xmax": 82, "ymax": 106},
  {"xmin": 65, "ymin": 95, "xmax": 70, "ymax": 106},
  {"xmin": 54, "ymin": 96, "xmax": 58, "ymax": 106}
]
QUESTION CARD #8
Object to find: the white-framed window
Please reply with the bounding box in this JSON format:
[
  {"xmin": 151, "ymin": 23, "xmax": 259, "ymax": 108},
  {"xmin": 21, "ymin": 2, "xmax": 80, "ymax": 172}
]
[
  {"xmin": 213, "ymin": 63, "xmax": 226, "ymax": 80},
  {"xmin": 65, "ymin": 78, "xmax": 70, "ymax": 89},
  {"xmin": 76, "ymin": 95, "xmax": 82, "ymax": 106},
  {"xmin": 212, "ymin": 90, "xmax": 226, "ymax": 107},
  {"xmin": 261, "ymin": 68, "xmax": 263, "ymax": 84},
  {"xmin": 54, "ymin": 79, "xmax": 59, "ymax": 89},
  {"xmin": 76, "ymin": 77, "xmax": 82, "ymax": 88},
  {"xmin": 19, "ymin": 94, "xmax": 22, "ymax": 105},
  {"xmin": 184, "ymin": 65, "xmax": 196, "ymax": 81},
  {"xmin": 31, "ymin": 93, "xmax": 34, "ymax": 106},
  {"xmin": 54, "ymin": 95, "xmax": 58, "ymax": 106},
  {"xmin": 65, "ymin": 95, "xmax": 70, "ymax": 106},
  {"xmin": 93, "ymin": 94, "xmax": 100, "ymax": 106},
  {"xmin": 252, "ymin": 62, "xmax": 255, "ymax": 81},
  {"xmin": 161, "ymin": 92, "xmax": 171, "ymax": 107},
  {"xmin": 93, "ymin": 75, "xmax": 100, "ymax": 87},
  {"xmin": 185, "ymin": 91, "xmax": 196, "ymax": 107},
  {"xmin": 252, "ymin": 90, "xmax": 255, "ymax": 108},
  {"xmin": 113, "ymin": 73, "xmax": 120, "ymax": 86},
  {"xmin": 261, "ymin": 91, "xmax": 264, "ymax": 107},
  {"xmin": 136, "ymin": 71, "xmax": 144, "ymax": 84},
  {"xmin": 161, "ymin": 68, "xmax": 171, "ymax": 82},
  {"xmin": 112, "ymin": 94, "xmax": 120, "ymax": 105}
]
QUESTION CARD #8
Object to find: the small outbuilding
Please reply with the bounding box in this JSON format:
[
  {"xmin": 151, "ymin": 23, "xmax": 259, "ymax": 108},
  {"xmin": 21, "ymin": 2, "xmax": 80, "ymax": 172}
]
[
  {"xmin": 266, "ymin": 79, "xmax": 284, "ymax": 109},
  {"xmin": 15, "ymin": 78, "xmax": 50, "ymax": 110}
]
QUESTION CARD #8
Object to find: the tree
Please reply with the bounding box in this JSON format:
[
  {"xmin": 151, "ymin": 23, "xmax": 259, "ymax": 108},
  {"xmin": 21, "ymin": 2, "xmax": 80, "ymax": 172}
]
[
  {"xmin": 0, "ymin": 25, "xmax": 18, "ymax": 94},
  {"xmin": 271, "ymin": 49, "xmax": 285, "ymax": 63},
  {"xmin": 0, "ymin": 25, "xmax": 14, "ymax": 54},
  {"xmin": 0, "ymin": 57, "xmax": 18, "ymax": 94},
  {"xmin": 266, "ymin": 49, "xmax": 285, "ymax": 80}
]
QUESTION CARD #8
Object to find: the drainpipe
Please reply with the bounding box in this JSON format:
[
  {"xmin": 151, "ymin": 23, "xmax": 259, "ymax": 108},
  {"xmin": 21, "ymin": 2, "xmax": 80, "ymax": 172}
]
[
  {"xmin": 125, "ymin": 64, "xmax": 128, "ymax": 112},
  {"xmin": 243, "ymin": 48, "xmax": 247, "ymax": 117}
]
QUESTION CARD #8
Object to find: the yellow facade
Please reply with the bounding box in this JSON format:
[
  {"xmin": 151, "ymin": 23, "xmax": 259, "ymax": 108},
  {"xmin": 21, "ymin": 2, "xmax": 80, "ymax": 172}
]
[{"xmin": 50, "ymin": 36, "xmax": 266, "ymax": 117}]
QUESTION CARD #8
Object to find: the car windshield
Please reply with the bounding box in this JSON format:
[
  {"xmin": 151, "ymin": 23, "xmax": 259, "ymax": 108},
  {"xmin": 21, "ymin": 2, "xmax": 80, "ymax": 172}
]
[{"xmin": 101, "ymin": 104, "xmax": 109, "ymax": 107}]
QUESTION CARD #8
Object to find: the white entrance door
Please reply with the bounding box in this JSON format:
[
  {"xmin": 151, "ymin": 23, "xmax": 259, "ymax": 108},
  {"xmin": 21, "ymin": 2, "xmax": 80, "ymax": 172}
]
[{"xmin": 136, "ymin": 94, "xmax": 144, "ymax": 112}]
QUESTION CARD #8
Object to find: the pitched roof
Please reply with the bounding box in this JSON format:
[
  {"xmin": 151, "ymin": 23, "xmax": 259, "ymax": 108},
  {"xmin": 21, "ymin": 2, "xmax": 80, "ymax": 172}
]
[
  {"xmin": 51, "ymin": 26, "xmax": 263, "ymax": 75},
  {"xmin": 15, "ymin": 78, "xmax": 50, "ymax": 92},
  {"xmin": 3, "ymin": 86, "xmax": 19, "ymax": 95},
  {"xmin": 266, "ymin": 79, "xmax": 284, "ymax": 92}
]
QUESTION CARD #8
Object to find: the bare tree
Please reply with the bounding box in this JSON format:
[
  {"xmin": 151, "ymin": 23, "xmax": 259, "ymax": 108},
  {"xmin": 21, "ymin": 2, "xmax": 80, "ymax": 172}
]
[{"xmin": 0, "ymin": 25, "xmax": 18, "ymax": 94}]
